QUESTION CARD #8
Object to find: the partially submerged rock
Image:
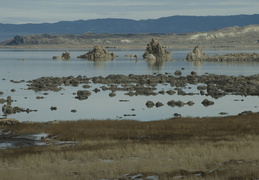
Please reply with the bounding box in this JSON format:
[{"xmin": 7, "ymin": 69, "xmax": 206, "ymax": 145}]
[
  {"xmin": 186, "ymin": 45, "xmax": 208, "ymax": 61},
  {"xmin": 0, "ymin": 96, "xmax": 12, "ymax": 105},
  {"xmin": 2, "ymin": 104, "xmax": 37, "ymax": 115},
  {"xmin": 125, "ymin": 54, "xmax": 138, "ymax": 58},
  {"xmin": 187, "ymin": 45, "xmax": 259, "ymax": 62},
  {"xmin": 2, "ymin": 104, "xmax": 13, "ymax": 114},
  {"xmin": 0, "ymin": 98, "xmax": 5, "ymax": 104},
  {"xmin": 202, "ymin": 99, "xmax": 215, "ymax": 107},
  {"xmin": 146, "ymin": 101, "xmax": 155, "ymax": 108},
  {"xmin": 143, "ymin": 38, "xmax": 172, "ymax": 60},
  {"xmin": 24, "ymin": 74, "xmax": 259, "ymax": 99},
  {"xmin": 27, "ymin": 76, "xmax": 89, "ymax": 92},
  {"xmin": 155, "ymin": 102, "xmax": 164, "ymax": 107},
  {"xmin": 53, "ymin": 51, "xmax": 70, "ymax": 60},
  {"xmin": 6, "ymin": 96, "xmax": 12, "ymax": 105},
  {"xmin": 167, "ymin": 100, "xmax": 185, "ymax": 107},
  {"xmin": 109, "ymin": 92, "xmax": 116, "ymax": 97},
  {"xmin": 76, "ymin": 90, "xmax": 91, "ymax": 100},
  {"xmin": 210, "ymin": 53, "xmax": 259, "ymax": 62},
  {"xmin": 77, "ymin": 45, "xmax": 116, "ymax": 60}
]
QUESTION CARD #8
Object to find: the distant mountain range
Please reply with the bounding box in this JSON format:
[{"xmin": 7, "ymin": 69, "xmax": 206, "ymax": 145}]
[{"xmin": 1, "ymin": 14, "xmax": 259, "ymax": 42}]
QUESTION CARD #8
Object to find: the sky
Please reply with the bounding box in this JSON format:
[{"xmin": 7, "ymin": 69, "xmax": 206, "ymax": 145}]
[{"xmin": 0, "ymin": 0, "xmax": 258, "ymax": 24}]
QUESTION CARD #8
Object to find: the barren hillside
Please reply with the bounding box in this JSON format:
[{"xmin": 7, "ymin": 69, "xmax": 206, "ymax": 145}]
[{"xmin": 1, "ymin": 25, "xmax": 259, "ymax": 49}]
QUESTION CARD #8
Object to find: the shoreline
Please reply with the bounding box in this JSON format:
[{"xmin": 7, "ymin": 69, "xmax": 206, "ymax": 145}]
[{"xmin": 1, "ymin": 43, "xmax": 259, "ymax": 51}]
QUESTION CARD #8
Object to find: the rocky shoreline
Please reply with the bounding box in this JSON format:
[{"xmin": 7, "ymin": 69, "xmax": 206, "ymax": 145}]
[
  {"xmin": 24, "ymin": 73, "xmax": 259, "ymax": 97},
  {"xmin": 187, "ymin": 45, "xmax": 259, "ymax": 62},
  {"xmin": 2, "ymin": 72, "xmax": 259, "ymax": 117}
]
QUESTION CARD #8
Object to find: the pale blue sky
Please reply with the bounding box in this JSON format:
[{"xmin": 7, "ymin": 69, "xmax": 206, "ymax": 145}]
[{"xmin": 0, "ymin": 0, "xmax": 258, "ymax": 24}]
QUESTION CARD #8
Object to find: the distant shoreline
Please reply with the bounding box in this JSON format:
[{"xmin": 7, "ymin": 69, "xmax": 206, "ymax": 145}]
[
  {"xmin": 0, "ymin": 24, "xmax": 258, "ymax": 50},
  {"xmin": 1, "ymin": 42, "xmax": 259, "ymax": 51}
]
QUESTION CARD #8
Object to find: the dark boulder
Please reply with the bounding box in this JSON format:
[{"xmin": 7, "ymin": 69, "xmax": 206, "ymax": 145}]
[
  {"xmin": 201, "ymin": 99, "xmax": 214, "ymax": 107},
  {"xmin": 166, "ymin": 90, "xmax": 176, "ymax": 95},
  {"xmin": 187, "ymin": 101, "xmax": 195, "ymax": 106},
  {"xmin": 2, "ymin": 104, "xmax": 13, "ymax": 114},
  {"xmin": 50, "ymin": 106, "xmax": 57, "ymax": 111},
  {"xmin": 174, "ymin": 70, "xmax": 182, "ymax": 76},
  {"xmin": 155, "ymin": 102, "xmax": 164, "ymax": 107},
  {"xmin": 146, "ymin": 101, "xmax": 155, "ymax": 108},
  {"xmin": 0, "ymin": 98, "xmax": 6, "ymax": 104},
  {"xmin": 167, "ymin": 100, "xmax": 185, "ymax": 107},
  {"xmin": 76, "ymin": 90, "xmax": 91, "ymax": 100},
  {"xmin": 109, "ymin": 92, "xmax": 116, "ymax": 97}
]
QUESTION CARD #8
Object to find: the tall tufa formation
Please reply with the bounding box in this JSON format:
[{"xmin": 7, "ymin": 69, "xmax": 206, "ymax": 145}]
[
  {"xmin": 186, "ymin": 45, "xmax": 208, "ymax": 61},
  {"xmin": 77, "ymin": 45, "xmax": 116, "ymax": 61},
  {"xmin": 53, "ymin": 51, "xmax": 70, "ymax": 60},
  {"xmin": 61, "ymin": 51, "xmax": 70, "ymax": 60},
  {"xmin": 143, "ymin": 38, "xmax": 172, "ymax": 61}
]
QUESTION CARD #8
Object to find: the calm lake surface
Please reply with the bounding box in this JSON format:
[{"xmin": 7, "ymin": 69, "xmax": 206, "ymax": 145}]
[{"xmin": 1, "ymin": 48, "xmax": 259, "ymax": 122}]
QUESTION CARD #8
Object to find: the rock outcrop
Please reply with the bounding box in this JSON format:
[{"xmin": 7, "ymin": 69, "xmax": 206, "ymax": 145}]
[
  {"xmin": 77, "ymin": 45, "xmax": 116, "ymax": 60},
  {"xmin": 24, "ymin": 73, "xmax": 259, "ymax": 99},
  {"xmin": 146, "ymin": 101, "xmax": 155, "ymax": 108},
  {"xmin": 208, "ymin": 53, "xmax": 259, "ymax": 62},
  {"xmin": 201, "ymin": 99, "xmax": 215, "ymax": 107},
  {"xmin": 143, "ymin": 38, "xmax": 172, "ymax": 60},
  {"xmin": 2, "ymin": 104, "xmax": 36, "ymax": 115},
  {"xmin": 187, "ymin": 45, "xmax": 259, "ymax": 62},
  {"xmin": 53, "ymin": 51, "xmax": 70, "ymax": 60},
  {"xmin": 76, "ymin": 90, "xmax": 91, "ymax": 100},
  {"xmin": 6, "ymin": 35, "xmax": 25, "ymax": 45},
  {"xmin": 188, "ymin": 25, "xmax": 259, "ymax": 41},
  {"xmin": 186, "ymin": 45, "xmax": 208, "ymax": 61},
  {"xmin": 26, "ymin": 76, "xmax": 89, "ymax": 91},
  {"xmin": 167, "ymin": 100, "xmax": 185, "ymax": 107}
]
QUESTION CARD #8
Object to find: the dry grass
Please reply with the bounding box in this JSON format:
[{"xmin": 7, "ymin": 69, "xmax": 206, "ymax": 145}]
[{"xmin": 1, "ymin": 113, "xmax": 259, "ymax": 179}]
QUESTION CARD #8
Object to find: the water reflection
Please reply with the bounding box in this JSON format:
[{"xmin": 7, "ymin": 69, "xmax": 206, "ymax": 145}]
[
  {"xmin": 93, "ymin": 60, "xmax": 107, "ymax": 71},
  {"xmin": 191, "ymin": 61, "xmax": 203, "ymax": 67},
  {"xmin": 146, "ymin": 59, "xmax": 165, "ymax": 70}
]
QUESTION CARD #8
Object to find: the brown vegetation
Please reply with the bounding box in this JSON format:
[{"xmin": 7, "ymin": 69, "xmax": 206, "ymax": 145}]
[{"xmin": 1, "ymin": 113, "xmax": 259, "ymax": 179}]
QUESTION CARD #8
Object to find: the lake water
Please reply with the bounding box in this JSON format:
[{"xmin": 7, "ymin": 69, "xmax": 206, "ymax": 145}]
[{"xmin": 1, "ymin": 48, "xmax": 259, "ymax": 122}]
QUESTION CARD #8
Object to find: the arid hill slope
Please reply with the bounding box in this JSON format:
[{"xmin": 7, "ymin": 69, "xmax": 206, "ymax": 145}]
[{"xmin": 1, "ymin": 25, "xmax": 259, "ymax": 49}]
